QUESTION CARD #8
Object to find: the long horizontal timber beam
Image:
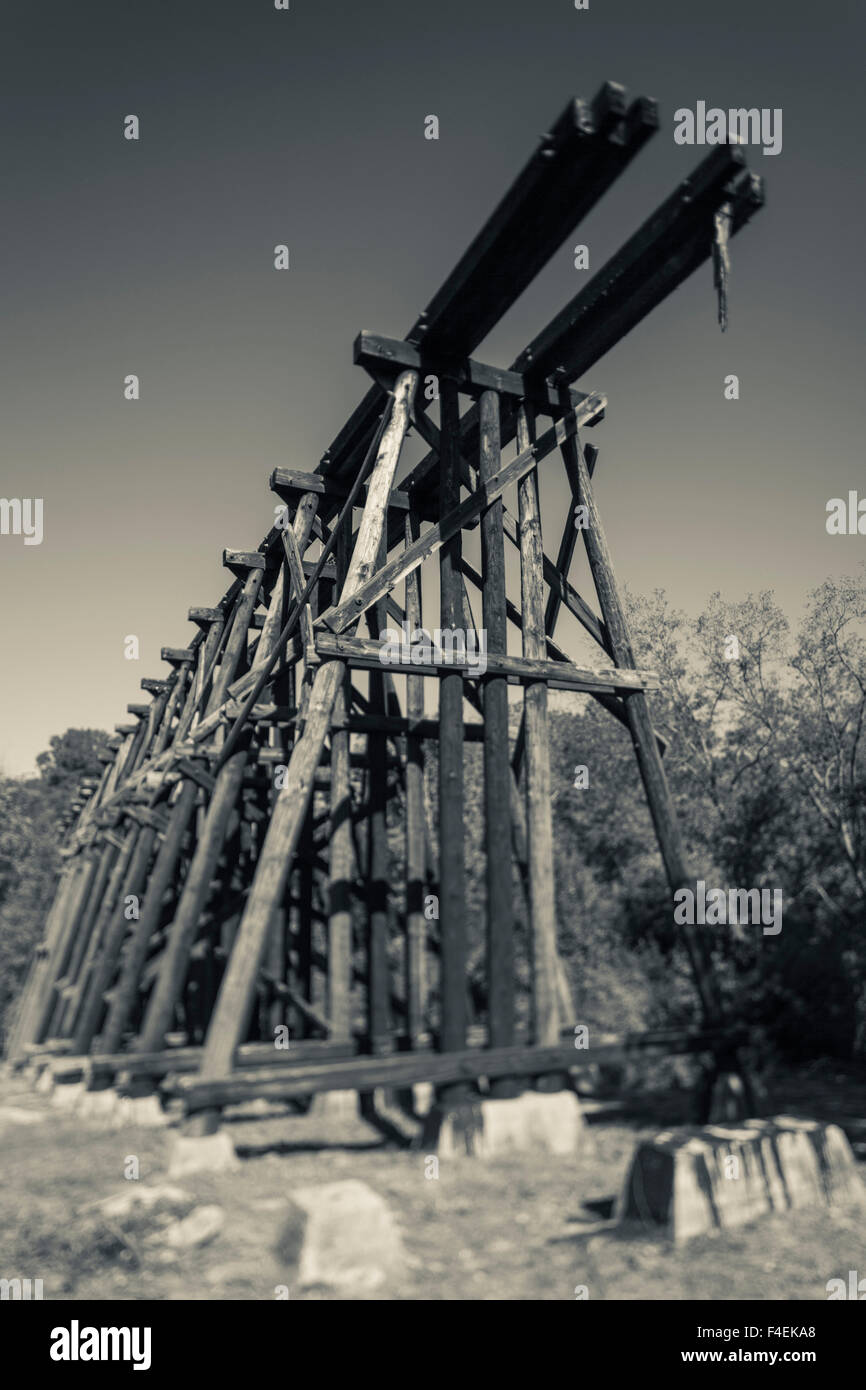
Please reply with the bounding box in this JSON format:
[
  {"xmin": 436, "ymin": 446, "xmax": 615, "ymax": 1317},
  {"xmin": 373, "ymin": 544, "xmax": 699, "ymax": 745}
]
[
  {"xmin": 271, "ymin": 467, "xmax": 413, "ymax": 513},
  {"xmin": 353, "ymin": 333, "xmax": 598, "ymax": 415},
  {"xmin": 515, "ymin": 149, "xmax": 764, "ymax": 385},
  {"xmin": 313, "ymin": 634, "xmax": 658, "ymax": 694},
  {"xmin": 411, "ymin": 86, "xmax": 658, "ymax": 357},
  {"xmin": 172, "ymin": 1028, "xmax": 743, "ymax": 1112},
  {"xmin": 316, "ymin": 398, "xmax": 606, "ymax": 635},
  {"xmin": 303, "ymin": 83, "xmax": 655, "ymax": 502},
  {"xmin": 389, "ymin": 149, "xmax": 764, "ymax": 541}
]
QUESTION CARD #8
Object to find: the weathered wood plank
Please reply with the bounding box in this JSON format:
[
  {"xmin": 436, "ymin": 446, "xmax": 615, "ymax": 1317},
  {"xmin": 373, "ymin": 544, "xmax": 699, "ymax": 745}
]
[
  {"xmin": 354, "ymin": 332, "xmax": 599, "ymax": 415},
  {"xmin": 516, "ymin": 405, "xmax": 561, "ymax": 1051},
  {"xmin": 403, "ymin": 509, "xmax": 427, "ymax": 1047},
  {"xmin": 514, "ymin": 154, "xmax": 764, "ymax": 385},
  {"xmin": 313, "ymin": 633, "xmax": 656, "ymax": 691},
  {"xmin": 437, "ymin": 379, "xmax": 468, "ymax": 1093},
  {"xmin": 366, "ymin": 559, "xmax": 391, "ymax": 1052},
  {"xmin": 326, "ymin": 522, "xmax": 353, "ymax": 1042},
  {"xmin": 172, "ymin": 1029, "xmax": 737, "ymax": 1111},
  {"xmin": 478, "ymin": 389, "xmax": 515, "ymax": 1088},
  {"xmin": 271, "ymin": 467, "xmax": 412, "ymax": 511}
]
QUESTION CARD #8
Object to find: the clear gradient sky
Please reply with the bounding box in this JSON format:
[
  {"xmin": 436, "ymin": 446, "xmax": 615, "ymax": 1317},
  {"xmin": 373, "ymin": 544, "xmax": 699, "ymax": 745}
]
[{"xmin": 0, "ymin": 0, "xmax": 863, "ymax": 775}]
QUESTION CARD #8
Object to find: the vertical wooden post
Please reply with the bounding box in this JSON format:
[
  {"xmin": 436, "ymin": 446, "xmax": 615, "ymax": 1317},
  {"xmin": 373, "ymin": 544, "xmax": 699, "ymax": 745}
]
[
  {"xmin": 437, "ymin": 379, "xmax": 468, "ymax": 1087},
  {"xmin": 327, "ymin": 519, "xmax": 354, "ymax": 1041},
  {"xmin": 478, "ymin": 388, "xmax": 516, "ymax": 1088},
  {"xmin": 366, "ymin": 562, "xmax": 390, "ymax": 1053},
  {"xmin": 516, "ymin": 403, "xmax": 561, "ymax": 1051},
  {"xmin": 403, "ymin": 510, "xmax": 426, "ymax": 1047},
  {"xmin": 295, "ymin": 806, "xmax": 314, "ymax": 1034}
]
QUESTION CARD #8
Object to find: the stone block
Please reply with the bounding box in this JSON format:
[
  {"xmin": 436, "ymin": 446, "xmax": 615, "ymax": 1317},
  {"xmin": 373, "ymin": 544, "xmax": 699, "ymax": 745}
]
[
  {"xmin": 276, "ymin": 1180, "xmax": 403, "ymax": 1293},
  {"xmin": 422, "ymin": 1088, "xmax": 584, "ymax": 1159},
  {"xmin": 617, "ymin": 1115, "xmax": 865, "ymax": 1242},
  {"xmin": 167, "ymin": 1128, "xmax": 240, "ymax": 1178}
]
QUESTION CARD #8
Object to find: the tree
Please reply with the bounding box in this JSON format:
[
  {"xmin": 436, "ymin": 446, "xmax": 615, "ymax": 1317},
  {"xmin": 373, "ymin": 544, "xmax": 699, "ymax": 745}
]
[{"xmin": 0, "ymin": 727, "xmax": 111, "ymax": 1047}]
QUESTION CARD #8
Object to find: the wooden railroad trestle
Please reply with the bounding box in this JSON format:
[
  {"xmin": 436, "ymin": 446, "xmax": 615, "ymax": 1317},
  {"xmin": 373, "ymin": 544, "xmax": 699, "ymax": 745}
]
[{"xmin": 8, "ymin": 82, "xmax": 765, "ymax": 1130}]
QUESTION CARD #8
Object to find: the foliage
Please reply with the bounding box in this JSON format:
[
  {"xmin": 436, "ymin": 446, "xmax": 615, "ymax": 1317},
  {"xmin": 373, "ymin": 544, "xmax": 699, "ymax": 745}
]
[{"xmin": 0, "ymin": 728, "xmax": 110, "ymax": 1046}]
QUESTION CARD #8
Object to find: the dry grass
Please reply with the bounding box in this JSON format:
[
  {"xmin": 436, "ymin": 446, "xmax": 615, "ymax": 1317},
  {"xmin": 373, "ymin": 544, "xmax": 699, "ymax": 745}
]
[{"xmin": 0, "ymin": 1069, "xmax": 864, "ymax": 1301}]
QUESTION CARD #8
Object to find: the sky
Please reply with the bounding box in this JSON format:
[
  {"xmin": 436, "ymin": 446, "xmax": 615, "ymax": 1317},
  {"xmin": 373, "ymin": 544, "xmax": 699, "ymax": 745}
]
[{"xmin": 0, "ymin": 0, "xmax": 864, "ymax": 775}]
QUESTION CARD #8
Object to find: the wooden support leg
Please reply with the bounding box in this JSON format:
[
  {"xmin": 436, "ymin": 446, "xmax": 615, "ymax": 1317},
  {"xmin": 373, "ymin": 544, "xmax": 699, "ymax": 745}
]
[
  {"xmin": 199, "ymin": 370, "xmax": 418, "ymax": 1079},
  {"xmin": 296, "ymin": 804, "xmax": 314, "ymax": 1035},
  {"xmin": 27, "ymin": 856, "xmax": 96, "ymax": 1046},
  {"xmin": 136, "ymin": 749, "xmax": 250, "ymax": 1053},
  {"xmin": 516, "ymin": 404, "xmax": 562, "ymax": 1058},
  {"xmin": 366, "ymin": 575, "xmax": 391, "ymax": 1053},
  {"xmin": 100, "ymin": 779, "xmax": 199, "ymax": 1053},
  {"xmin": 404, "ymin": 510, "xmax": 426, "ymax": 1047},
  {"xmin": 437, "ymin": 379, "xmax": 469, "ymax": 1101},
  {"xmin": 327, "ymin": 521, "xmax": 354, "ymax": 1042},
  {"xmin": 479, "ymin": 388, "xmax": 517, "ymax": 1094},
  {"xmin": 68, "ymin": 824, "xmax": 142, "ymax": 1049},
  {"xmin": 134, "ymin": 561, "xmax": 267, "ymax": 1053},
  {"xmin": 8, "ymin": 860, "xmax": 78, "ymax": 1058},
  {"xmin": 53, "ymin": 841, "xmax": 118, "ymax": 1036},
  {"xmin": 566, "ymin": 422, "xmax": 722, "ymax": 1024}
]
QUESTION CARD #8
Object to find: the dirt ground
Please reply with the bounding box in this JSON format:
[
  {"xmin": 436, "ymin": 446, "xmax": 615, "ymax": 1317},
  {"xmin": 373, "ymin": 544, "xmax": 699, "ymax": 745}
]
[{"xmin": 1, "ymin": 1061, "xmax": 864, "ymax": 1302}]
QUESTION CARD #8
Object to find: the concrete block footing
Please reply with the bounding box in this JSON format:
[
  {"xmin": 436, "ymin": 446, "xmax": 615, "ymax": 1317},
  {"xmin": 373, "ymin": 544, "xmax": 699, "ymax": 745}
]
[
  {"xmin": 422, "ymin": 1088, "xmax": 584, "ymax": 1158},
  {"xmin": 167, "ymin": 1129, "xmax": 241, "ymax": 1178},
  {"xmin": 309, "ymin": 1089, "xmax": 360, "ymax": 1122},
  {"xmin": 50, "ymin": 1080, "xmax": 84, "ymax": 1109},
  {"xmin": 617, "ymin": 1115, "xmax": 865, "ymax": 1242},
  {"xmin": 76, "ymin": 1087, "xmax": 121, "ymax": 1122},
  {"xmin": 110, "ymin": 1094, "xmax": 169, "ymax": 1129}
]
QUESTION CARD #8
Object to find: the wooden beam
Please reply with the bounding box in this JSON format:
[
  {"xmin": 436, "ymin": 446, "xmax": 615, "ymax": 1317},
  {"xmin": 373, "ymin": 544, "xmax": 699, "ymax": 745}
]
[
  {"xmin": 478, "ymin": 389, "xmax": 516, "ymax": 1091},
  {"xmin": 437, "ymin": 379, "xmax": 468, "ymax": 1091},
  {"xmin": 354, "ymin": 333, "xmax": 600, "ymax": 416},
  {"xmin": 386, "ymin": 158, "xmax": 762, "ymax": 550},
  {"xmin": 313, "ymin": 634, "xmax": 656, "ymax": 692},
  {"xmin": 365, "ymin": 570, "xmax": 391, "ymax": 1052},
  {"xmin": 317, "ymin": 398, "xmax": 605, "ymax": 635},
  {"xmin": 271, "ymin": 467, "xmax": 412, "ymax": 512},
  {"xmin": 326, "ymin": 522, "xmax": 354, "ymax": 1042},
  {"xmin": 413, "ymin": 84, "xmax": 657, "ymax": 358},
  {"xmin": 403, "ymin": 509, "xmax": 427, "ymax": 1047},
  {"xmin": 515, "ymin": 153, "xmax": 764, "ymax": 386},
  {"xmin": 516, "ymin": 405, "xmax": 561, "ymax": 1052},
  {"xmin": 172, "ymin": 1029, "xmax": 736, "ymax": 1111},
  {"xmin": 304, "ymin": 84, "xmax": 653, "ymax": 509}
]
